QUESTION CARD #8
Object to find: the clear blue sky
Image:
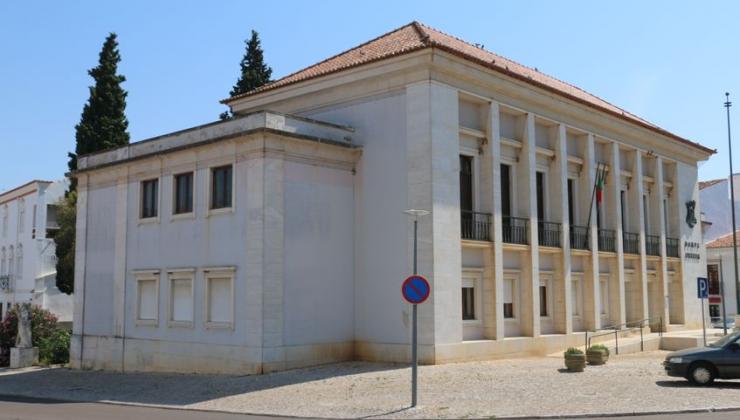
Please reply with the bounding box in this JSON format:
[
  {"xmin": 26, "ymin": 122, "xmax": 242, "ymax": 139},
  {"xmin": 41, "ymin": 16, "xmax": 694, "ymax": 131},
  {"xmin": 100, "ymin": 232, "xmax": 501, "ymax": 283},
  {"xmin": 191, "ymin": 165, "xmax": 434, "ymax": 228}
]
[{"xmin": 2, "ymin": 0, "xmax": 739, "ymax": 192}]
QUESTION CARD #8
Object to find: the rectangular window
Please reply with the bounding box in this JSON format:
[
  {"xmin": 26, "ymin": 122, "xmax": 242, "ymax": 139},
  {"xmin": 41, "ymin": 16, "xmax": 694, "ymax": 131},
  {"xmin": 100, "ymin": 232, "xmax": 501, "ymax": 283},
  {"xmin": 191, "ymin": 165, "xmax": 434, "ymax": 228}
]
[
  {"xmin": 539, "ymin": 281, "xmax": 549, "ymax": 317},
  {"xmin": 140, "ymin": 179, "xmax": 159, "ymax": 219},
  {"xmin": 460, "ymin": 155, "xmax": 474, "ymax": 212},
  {"xmin": 136, "ymin": 273, "xmax": 159, "ymax": 325},
  {"xmin": 210, "ymin": 165, "xmax": 233, "ymax": 210},
  {"xmin": 708, "ymin": 264, "xmax": 720, "ymax": 295},
  {"xmin": 504, "ymin": 277, "xmax": 515, "ymax": 319},
  {"xmin": 173, "ymin": 172, "xmax": 194, "ymax": 215},
  {"xmin": 205, "ymin": 269, "xmax": 234, "ymax": 327},
  {"xmin": 567, "ymin": 179, "xmax": 575, "ymax": 225},
  {"xmin": 500, "ymin": 164, "xmax": 511, "ymax": 217},
  {"xmin": 620, "ymin": 190, "xmax": 627, "ymax": 230},
  {"xmin": 642, "ymin": 194, "xmax": 649, "ymax": 234},
  {"xmin": 663, "ymin": 198, "xmax": 669, "ymax": 235},
  {"xmin": 462, "ymin": 287, "xmax": 475, "ymax": 321},
  {"xmin": 168, "ymin": 271, "xmax": 194, "ymax": 326},
  {"xmin": 571, "ymin": 278, "xmax": 581, "ymax": 316},
  {"xmin": 18, "ymin": 200, "xmax": 25, "ymax": 234},
  {"xmin": 536, "ymin": 172, "xmax": 545, "ymax": 220},
  {"xmin": 600, "ymin": 277, "xmax": 609, "ymax": 315}
]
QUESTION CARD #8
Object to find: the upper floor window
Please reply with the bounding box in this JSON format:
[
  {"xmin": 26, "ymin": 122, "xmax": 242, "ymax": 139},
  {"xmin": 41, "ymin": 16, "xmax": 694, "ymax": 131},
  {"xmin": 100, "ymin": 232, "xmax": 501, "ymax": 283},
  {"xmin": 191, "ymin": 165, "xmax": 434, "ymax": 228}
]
[
  {"xmin": 2, "ymin": 205, "xmax": 7, "ymax": 237},
  {"xmin": 140, "ymin": 179, "xmax": 159, "ymax": 219},
  {"xmin": 17, "ymin": 199, "xmax": 25, "ymax": 234},
  {"xmin": 210, "ymin": 165, "xmax": 233, "ymax": 210},
  {"xmin": 173, "ymin": 172, "xmax": 194, "ymax": 215}
]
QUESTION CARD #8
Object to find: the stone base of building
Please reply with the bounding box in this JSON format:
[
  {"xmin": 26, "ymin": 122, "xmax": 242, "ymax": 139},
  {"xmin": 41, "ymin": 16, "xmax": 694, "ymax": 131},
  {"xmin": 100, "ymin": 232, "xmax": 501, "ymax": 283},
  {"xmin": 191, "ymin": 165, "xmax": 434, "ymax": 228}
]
[
  {"xmin": 70, "ymin": 334, "xmax": 354, "ymax": 375},
  {"xmin": 10, "ymin": 347, "xmax": 38, "ymax": 368}
]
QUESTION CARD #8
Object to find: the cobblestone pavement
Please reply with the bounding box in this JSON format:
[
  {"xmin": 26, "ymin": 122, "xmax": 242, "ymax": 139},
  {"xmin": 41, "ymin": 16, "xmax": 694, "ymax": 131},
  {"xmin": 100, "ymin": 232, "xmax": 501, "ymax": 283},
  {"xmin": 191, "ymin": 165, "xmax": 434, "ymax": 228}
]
[{"xmin": 0, "ymin": 351, "xmax": 739, "ymax": 419}]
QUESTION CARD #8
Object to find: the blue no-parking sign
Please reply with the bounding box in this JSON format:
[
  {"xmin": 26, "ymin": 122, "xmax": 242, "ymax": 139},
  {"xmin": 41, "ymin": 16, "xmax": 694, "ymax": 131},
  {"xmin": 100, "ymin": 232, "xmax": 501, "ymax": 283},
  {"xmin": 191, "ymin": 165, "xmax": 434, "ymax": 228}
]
[
  {"xmin": 402, "ymin": 275, "xmax": 430, "ymax": 304},
  {"xmin": 697, "ymin": 277, "xmax": 709, "ymax": 299}
]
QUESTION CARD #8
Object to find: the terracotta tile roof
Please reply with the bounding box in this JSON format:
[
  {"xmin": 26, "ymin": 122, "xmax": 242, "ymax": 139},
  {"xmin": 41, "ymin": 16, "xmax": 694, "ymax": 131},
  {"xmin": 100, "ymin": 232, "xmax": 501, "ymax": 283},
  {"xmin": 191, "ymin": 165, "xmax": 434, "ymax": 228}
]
[
  {"xmin": 223, "ymin": 21, "xmax": 714, "ymax": 155},
  {"xmin": 707, "ymin": 230, "xmax": 740, "ymax": 248},
  {"xmin": 699, "ymin": 178, "xmax": 725, "ymax": 190}
]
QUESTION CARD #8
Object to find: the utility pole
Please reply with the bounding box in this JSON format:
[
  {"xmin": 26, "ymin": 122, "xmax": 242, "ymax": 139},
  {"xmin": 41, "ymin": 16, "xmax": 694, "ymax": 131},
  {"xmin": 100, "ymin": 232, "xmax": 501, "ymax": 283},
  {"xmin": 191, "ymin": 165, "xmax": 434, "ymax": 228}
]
[{"xmin": 724, "ymin": 93, "xmax": 740, "ymax": 315}]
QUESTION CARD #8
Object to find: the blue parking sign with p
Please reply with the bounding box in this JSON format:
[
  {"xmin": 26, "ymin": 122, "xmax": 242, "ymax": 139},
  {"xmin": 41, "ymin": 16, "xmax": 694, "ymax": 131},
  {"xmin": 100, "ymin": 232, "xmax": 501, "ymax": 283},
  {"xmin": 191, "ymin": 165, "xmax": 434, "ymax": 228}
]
[{"xmin": 697, "ymin": 277, "xmax": 709, "ymax": 299}]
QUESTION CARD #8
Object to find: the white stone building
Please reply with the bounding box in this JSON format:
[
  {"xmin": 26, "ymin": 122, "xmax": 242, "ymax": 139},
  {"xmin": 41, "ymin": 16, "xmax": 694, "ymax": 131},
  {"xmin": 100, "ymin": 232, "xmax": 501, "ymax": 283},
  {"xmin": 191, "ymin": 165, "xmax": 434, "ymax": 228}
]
[
  {"xmin": 700, "ymin": 176, "xmax": 740, "ymax": 319},
  {"xmin": 0, "ymin": 179, "xmax": 73, "ymax": 323},
  {"xmin": 71, "ymin": 22, "xmax": 714, "ymax": 374}
]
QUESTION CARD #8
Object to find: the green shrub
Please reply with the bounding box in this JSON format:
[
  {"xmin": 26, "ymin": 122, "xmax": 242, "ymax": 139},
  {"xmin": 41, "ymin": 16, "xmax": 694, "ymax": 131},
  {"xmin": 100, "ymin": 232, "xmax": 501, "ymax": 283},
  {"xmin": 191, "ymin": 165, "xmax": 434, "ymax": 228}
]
[
  {"xmin": 37, "ymin": 329, "xmax": 70, "ymax": 365},
  {"xmin": 588, "ymin": 344, "xmax": 610, "ymax": 356},
  {"xmin": 0, "ymin": 303, "xmax": 69, "ymax": 366},
  {"xmin": 564, "ymin": 347, "xmax": 584, "ymax": 356}
]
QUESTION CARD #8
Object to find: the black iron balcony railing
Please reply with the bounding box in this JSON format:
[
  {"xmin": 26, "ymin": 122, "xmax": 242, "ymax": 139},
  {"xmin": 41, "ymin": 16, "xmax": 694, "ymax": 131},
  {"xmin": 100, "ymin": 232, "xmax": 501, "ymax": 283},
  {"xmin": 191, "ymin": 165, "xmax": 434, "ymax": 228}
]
[
  {"xmin": 623, "ymin": 232, "xmax": 640, "ymax": 254},
  {"xmin": 598, "ymin": 229, "xmax": 617, "ymax": 252},
  {"xmin": 538, "ymin": 221, "xmax": 561, "ymax": 247},
  {"xmin": 503, "ymin": 216, "xmax": 529, "ymax": 245},
  {"xmin": 570, "ymin": 225, "xmax": 590, "ymax": 250},
  {"xmin": 646, "ymin": 234, "xmax": 661, "ymax": 256},
  {"xmin": 666, "ymin": 237, "xmax": 680, "ymax": 258},
  {"xmin": 461, "ymin": 210, "xmax": 492, "ymax": 241}
]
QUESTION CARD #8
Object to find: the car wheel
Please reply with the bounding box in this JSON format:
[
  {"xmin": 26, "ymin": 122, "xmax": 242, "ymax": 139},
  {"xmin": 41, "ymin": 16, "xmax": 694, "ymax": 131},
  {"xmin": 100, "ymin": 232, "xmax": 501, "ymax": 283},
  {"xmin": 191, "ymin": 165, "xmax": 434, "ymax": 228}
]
[{"xmin": 688, "ymin": 363, "xmax": 715, "ymax": 385}]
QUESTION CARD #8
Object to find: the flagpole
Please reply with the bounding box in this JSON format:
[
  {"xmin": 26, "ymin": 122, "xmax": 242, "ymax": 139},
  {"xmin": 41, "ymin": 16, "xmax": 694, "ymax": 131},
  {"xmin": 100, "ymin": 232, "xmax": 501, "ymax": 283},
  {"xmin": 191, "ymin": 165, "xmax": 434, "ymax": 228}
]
[{"xmin": 586, "ymin": 163, "xmax": 602, "ymax": 235}]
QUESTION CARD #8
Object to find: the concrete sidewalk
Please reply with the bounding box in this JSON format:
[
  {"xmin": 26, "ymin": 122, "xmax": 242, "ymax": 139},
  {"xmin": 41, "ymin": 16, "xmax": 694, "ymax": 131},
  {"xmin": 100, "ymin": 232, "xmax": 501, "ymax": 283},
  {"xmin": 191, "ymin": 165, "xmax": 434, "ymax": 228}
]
[{"xmin": 0, "ymin": 351, "xmax": 739, "ymax": 419}]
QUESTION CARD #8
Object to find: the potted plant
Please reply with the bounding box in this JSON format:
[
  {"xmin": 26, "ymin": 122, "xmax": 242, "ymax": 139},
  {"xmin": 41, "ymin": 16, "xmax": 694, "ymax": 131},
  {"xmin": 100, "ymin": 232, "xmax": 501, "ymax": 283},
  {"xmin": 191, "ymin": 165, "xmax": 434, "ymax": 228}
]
[
  {"xmin": 564, "ymin": 347, "xmax": 586, "ymax": 372},
  {"xmin": 587, "ymin": 344, "xmax": 610, "ymax": 365}
]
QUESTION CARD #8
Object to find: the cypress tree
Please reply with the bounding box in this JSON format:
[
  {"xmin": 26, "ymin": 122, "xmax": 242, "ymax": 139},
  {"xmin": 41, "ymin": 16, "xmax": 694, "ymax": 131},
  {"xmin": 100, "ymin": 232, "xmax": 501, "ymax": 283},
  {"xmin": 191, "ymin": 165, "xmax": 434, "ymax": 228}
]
[
  {"xmin": 56, "ymin": 33, "xmax": 130, "ymax": 294},
  {"xmin": 230, "ymin": 30, "xmax": 272, "ymax": 97},
  {"xmin": 220, "ymin": 30, "xmax": 273, "ymax": 120}
]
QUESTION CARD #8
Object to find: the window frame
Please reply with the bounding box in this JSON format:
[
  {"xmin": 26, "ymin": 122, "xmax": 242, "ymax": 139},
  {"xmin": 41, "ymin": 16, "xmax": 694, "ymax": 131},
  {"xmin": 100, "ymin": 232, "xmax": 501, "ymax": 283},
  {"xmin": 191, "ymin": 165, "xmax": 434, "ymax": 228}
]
[
  {"xmin": 599, "ymin": 274, "xmax": 610, "ymax": 316},
  {"xmin": 571, "ymin": 273, "xmax": 582, "ymax": 318},
  {"xmin": 203, "ymin": 267, "xmax": 236, "ymax": 329},
  {"xmin": 134, "ymin": 270, "xmax": 160, "ymax": 326},
  {"xmin": 539, "ymin": 273, "xmax": 553, "ymax": 319},
  {"xmin": 208, "ymin": 164, "xmax": 235, "ymax": 215},
  {"xmin": 139, "ymin": 178, "xmax": 160, "ymax": 222},
  {"xmin": 503, "ymin": 271, "xmax": 519, "ymax": 321},
  {"xmin": 167, "ymin": 268, "xmax": 195, "ymax": 328},
  {"xmin": 171, "ymin": 171, "xmax": 195, "ymax": 219},
  {"xmin": 461, "ymin": 269, "xmax": 482, "ymax": 324}
]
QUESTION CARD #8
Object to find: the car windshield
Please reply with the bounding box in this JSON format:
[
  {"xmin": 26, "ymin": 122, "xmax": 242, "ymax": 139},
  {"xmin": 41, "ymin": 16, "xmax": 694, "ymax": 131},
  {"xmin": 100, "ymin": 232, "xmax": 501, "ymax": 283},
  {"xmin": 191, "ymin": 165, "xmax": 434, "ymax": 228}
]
[{"xmin": 709, "ymin": 330, "xmax": 740, "ymax": 347}]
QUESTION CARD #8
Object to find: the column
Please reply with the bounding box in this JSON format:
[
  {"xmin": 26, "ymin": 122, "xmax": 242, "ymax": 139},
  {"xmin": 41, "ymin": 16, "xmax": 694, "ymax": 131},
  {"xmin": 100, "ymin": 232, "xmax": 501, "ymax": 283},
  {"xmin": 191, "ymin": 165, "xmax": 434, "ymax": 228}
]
[
  {"xmin": 111, "ymin": 168, "xmax": 129, "ymax": 370},
  {"xmin": 655, "ymin": 157, "xmax": 670, "ymax": 330},
  {"xmin": 487, "ymin": 101, "xmax": 505, "ymax": 341},
  {"xmin": 630, "ymin": 151, "xmax": 649, "ymax": 321},
  {"xmin": 553, "ymin": 124, "xmax": 572, "ymax": 334},
  {"xmin": 70, "ymin": 174, "xmax": 89, "ymax": 369},
  {"xmin": 607, "ymin": 142, "xmax": 626, "ymax": 326},
  {"xmin": 519, "ymin": 113, "xmax": 540, "ymax": 337},
  {"xmin": 582, "ymin": 134, "xmax": 601, "ymax": 330}
]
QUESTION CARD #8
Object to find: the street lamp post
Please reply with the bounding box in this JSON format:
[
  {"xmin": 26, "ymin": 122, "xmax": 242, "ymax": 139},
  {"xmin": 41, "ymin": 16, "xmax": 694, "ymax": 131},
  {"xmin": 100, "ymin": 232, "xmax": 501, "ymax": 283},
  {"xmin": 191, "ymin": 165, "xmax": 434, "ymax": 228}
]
[
  {"xmin": 403, "ymin": 208, "xmax": 430, "ymax": 408},
  {"xmin": 724, "ymin": 93, "xmax": 740, "ymax": 317}
]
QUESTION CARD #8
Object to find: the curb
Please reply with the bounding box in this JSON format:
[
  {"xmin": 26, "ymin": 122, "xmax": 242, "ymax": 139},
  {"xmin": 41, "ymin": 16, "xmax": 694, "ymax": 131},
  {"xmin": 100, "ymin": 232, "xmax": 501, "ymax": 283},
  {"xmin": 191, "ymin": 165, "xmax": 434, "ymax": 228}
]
[{"xmin": 2, "ymin": 393, "xmax": 740, "ymax": 419}]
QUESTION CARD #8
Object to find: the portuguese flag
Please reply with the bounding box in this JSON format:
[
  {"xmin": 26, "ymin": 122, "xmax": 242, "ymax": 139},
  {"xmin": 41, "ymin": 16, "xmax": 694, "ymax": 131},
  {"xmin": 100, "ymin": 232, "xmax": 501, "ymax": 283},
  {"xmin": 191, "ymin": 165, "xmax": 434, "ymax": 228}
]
[{"xmin": 595, "ymin": 167, "xmax": 606, "ymax": 205}]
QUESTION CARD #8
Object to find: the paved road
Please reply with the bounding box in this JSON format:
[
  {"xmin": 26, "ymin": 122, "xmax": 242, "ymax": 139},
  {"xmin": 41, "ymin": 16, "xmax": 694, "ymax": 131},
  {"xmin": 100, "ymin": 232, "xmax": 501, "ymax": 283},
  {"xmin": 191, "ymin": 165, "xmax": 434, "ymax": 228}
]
[
  {"xmin": 0, "ymin": 395, "xmax": 275, "ymax": 420},
  {"xmin": 0, "ymin": 395, "xmax": 738, "ymax": 420}
]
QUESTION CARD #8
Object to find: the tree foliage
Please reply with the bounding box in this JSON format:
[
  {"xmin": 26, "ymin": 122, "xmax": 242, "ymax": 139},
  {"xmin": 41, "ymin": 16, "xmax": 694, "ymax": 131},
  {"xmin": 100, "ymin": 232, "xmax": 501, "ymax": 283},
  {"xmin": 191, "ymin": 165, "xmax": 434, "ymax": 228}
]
[
  {"xmin": 0, "ymin": 304, "xmax": 66, "ymax": 366},
  {"xmin": 229, "ymin": 30, "xmax": 272, "ymax": 97},
  {"xmin": 57, "ymin": 33, "xmax": 129, "ymax": 294}
]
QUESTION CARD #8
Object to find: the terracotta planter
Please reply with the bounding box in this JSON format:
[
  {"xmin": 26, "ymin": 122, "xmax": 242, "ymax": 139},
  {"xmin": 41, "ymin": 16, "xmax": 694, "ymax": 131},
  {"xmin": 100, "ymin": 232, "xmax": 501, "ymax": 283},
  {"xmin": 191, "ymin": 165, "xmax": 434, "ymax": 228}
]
[
  {"xmin": 587, "ymin": 349, "xmax": 609, "ymax": 365},
  {"xmin": 564, "ymin": 354, "xmax": 586, "ymax": 372}
]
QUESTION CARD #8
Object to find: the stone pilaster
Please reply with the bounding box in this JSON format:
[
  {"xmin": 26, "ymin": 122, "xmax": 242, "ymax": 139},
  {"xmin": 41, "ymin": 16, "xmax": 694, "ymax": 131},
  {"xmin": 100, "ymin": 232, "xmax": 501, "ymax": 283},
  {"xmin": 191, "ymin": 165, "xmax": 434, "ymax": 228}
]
[
  {"xmin": 582, "ymin": 134, "xmax": 601, "ymax": 330},
  {"xmin": 70, "ymin": 174, "xmax": 89, "ymax": 369},
  {"xmin": 553, "ymin": 124, "xmax": 571, "ymax": 334},
  {"xmin": 655, "ymin": 157, "xmax": 670, "ymax": 331},
  {"xmin": 487, "ymin": 101, "xmax": 505, "ymax": 341},
  {"xmin": 520, "ymin": 113, "xmax": 540, "ymax": 337},
  {"xmin": 607, "ymin": 142, "xmax": 626, "ymax": 326}
]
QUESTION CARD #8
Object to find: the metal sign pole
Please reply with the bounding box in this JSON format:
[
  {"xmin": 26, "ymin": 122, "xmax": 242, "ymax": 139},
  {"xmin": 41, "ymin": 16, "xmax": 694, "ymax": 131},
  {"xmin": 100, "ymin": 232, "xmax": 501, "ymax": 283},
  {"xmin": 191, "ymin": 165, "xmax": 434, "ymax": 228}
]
[
  {"xmin": 412, "ymin": 218, "xmax": 418, "ymax": 408},
  {"xmin": 701, "ymin": 297, "xmax": 707, "ymax": 347},
  {"xmin": 720, "ymin": 258, "xmax": 728, "ymax": 335}
]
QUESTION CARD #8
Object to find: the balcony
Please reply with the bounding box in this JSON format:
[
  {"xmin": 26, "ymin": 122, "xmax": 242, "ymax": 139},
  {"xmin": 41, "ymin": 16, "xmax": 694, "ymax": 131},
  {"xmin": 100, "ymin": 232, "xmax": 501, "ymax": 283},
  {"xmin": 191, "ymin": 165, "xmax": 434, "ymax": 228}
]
[
  {"xmin": 646, "ymin": 234, "xmax": 661, "ymax": 256},
  {"xmin": 461, "ymin": 210, "xmax": 492, "ymax": 241},
  {"xmin": 538, "ymin": 221, "xmax": 561, "ymax": 248},
  {"xmin": 503, "ymin": 216, "xmax": 529, "ymax": 245},
  {"xmin": 623, "ymin": 232, "xmax": 640, "ymax": 254},
  {"xmin": 598, "ymin": 229, "xmax": 616, "ymax": 252},
  {"xmin": 0, "ymin": 275, "xmax": 12, "ymax": 292},
  {"xmin": 666, "ymin": 237, "xmax": 680, "ymax": 258},
  {"xmin": 570, "ymin": 225, "xmax": 590, "ymax": 250}
]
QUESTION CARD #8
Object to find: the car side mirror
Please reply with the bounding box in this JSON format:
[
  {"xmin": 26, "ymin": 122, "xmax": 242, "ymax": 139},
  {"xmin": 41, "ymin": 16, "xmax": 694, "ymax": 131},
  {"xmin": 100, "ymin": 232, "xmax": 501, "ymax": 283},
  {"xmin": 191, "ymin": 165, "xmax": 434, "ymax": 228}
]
[{"xmin": 729, "ymin": 342, "xmax": 740, "ymax": 351}]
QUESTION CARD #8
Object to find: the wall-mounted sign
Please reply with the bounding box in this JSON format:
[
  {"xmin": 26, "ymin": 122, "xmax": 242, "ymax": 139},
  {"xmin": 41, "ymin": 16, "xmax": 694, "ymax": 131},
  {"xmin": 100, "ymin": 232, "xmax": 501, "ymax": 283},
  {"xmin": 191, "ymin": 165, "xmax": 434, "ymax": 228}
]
[{"xmin": 684, "ymin": 241, "xmax": 701, "ymax": 261}]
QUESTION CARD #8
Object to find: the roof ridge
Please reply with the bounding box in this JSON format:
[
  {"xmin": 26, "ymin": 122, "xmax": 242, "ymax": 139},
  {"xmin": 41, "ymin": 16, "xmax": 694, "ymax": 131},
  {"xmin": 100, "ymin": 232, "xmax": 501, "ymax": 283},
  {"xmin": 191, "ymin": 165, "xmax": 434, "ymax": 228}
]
[
  {"xmin": 416, "ymin": 21, "xmax": 655, "ymax": 128},
  {"xmin": 224, "ymin": 21, "xmax": 424, "ymax": 103}
]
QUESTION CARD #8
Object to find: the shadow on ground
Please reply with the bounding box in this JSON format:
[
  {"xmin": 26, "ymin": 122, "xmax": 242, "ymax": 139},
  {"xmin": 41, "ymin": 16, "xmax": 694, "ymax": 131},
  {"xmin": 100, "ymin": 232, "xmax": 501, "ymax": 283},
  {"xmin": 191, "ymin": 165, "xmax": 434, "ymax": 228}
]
[
  {"xmin": 656, "ymin": 380, "xmax": 740, "ymax": 389},
  {"xmin": 0, "ymin": 362, "xmax": 406, "ymax": 407}
]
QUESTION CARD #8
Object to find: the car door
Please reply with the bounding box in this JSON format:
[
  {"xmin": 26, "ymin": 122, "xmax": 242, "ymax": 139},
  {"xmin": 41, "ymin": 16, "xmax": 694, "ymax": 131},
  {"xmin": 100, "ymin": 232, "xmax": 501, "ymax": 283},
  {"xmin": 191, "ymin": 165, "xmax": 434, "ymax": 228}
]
[{"xmin": 719, "ymin": 339, "xmax": 740, "ymax": 378}]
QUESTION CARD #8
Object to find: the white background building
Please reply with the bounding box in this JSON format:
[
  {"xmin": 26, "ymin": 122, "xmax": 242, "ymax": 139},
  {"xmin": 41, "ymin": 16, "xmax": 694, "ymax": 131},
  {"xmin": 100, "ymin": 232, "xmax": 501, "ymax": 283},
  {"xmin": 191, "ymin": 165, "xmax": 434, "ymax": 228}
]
[
  {"xmin": 72, "ymin": 22, "xmax": 713, "ymax": 374},
  {"xmin": 0, "ymin": 179, "xmax": 73, "ymax": 323}
]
